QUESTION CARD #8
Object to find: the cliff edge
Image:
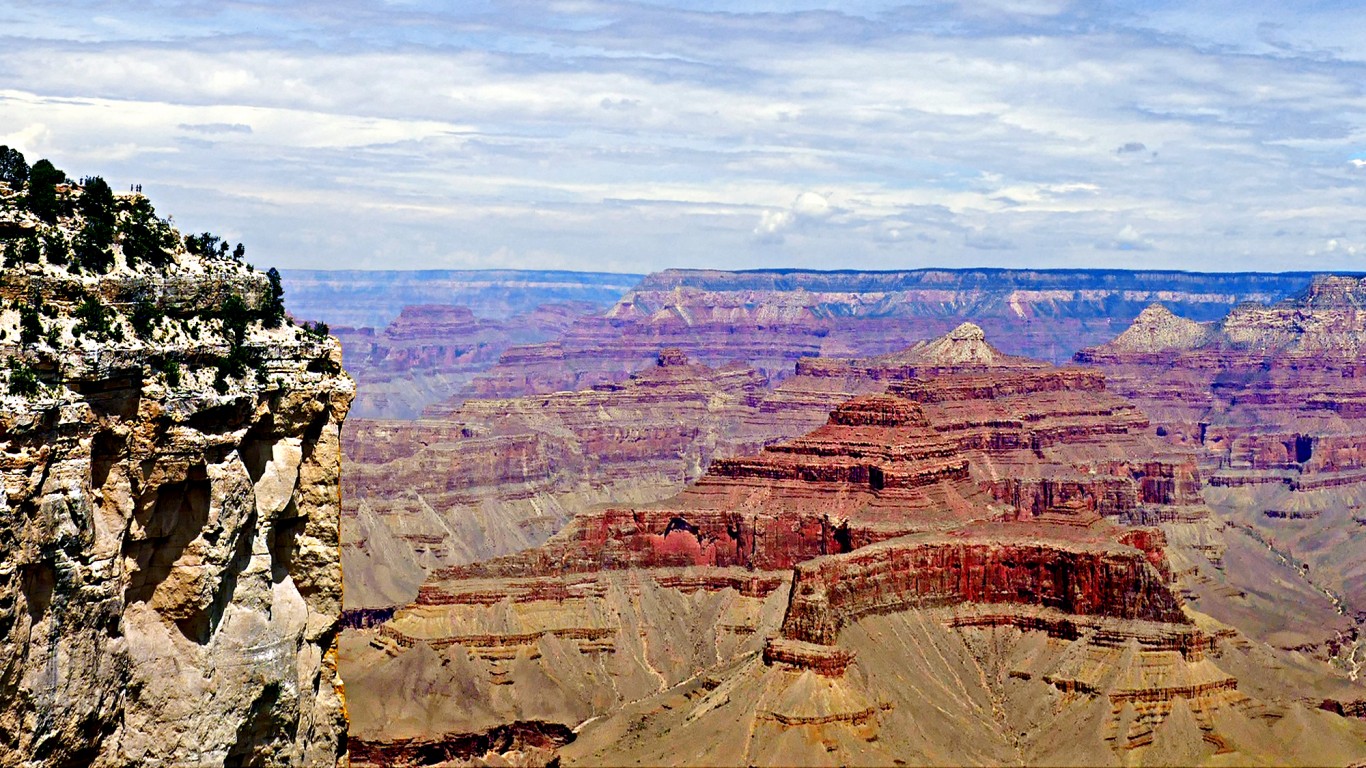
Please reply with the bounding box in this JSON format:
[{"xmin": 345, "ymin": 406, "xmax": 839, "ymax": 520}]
[{"xmin": 0, "ymin": 152, "xmax": 352, "ymax": 765}]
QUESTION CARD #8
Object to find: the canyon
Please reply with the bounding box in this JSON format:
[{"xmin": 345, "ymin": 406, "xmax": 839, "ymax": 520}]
[
  {"xmin": 331, "ymin": 270, "xmax": 1331, "ymax": 614},
  {"xmin": 345, "ymin": 320, "xmax": 1366, "ymax": 765}
]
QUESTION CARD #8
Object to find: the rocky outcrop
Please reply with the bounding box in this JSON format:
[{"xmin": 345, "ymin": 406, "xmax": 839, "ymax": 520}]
[
  {"xmin": 0, "ymin": 173, "xmax": 351, "ymax": 765},
  {"xmin": 779, "ymin": 528, "xmax": 1189, "ymax": 647},
  {"xmin": 1096, "ymin": 303, "xmax": 1217, "ymax": 354},
  {"xmin": 349, "ymin": 721, "xmax": 575, "ymax": 768}
]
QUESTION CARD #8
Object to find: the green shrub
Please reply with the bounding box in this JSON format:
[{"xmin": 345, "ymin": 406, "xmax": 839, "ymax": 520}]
[
  {"xmin": 74, "ymin": 297, "xmax": 115, "ymax": 341},
  {"xmin": 220, "ymin": 294, "xmax": 252, "ymax": 345},
  {"xmin": 0, "ymin": 146, "xmax": 28, "ymax": 187},
  {"xmin": 25, "ymin": 159, "xmax": 66, "ymax": 223},
  {"xmin": 262, "ymin": 268, "xmax": 286, "ymax": 328},
  {"xmin": 184, "ymin": 232, "xmax": 222, "ymax": 258},
  {"xmin": 154, "ymin": 356, "xmax": 181, "ymax": 388},
  {"xmin": 78, "ymin": 177, "xmax": 116, "ymax": 237},
  {"xmin": 6, "ymin": 359, "xmax": 39, "ymax": 396},
  {"xmin": 73, "ymin": 224, "xmax": 115, "ymax": 274},
  {"xmin": 130, "ymin": 299, "xmax": 159, "ymax": 339},
  {"xmin": 6, "ymin": 235, "xmax": 42, "ymax": 267},
  {"xmin": 41, "ymin": 229, "xmax": 69, "ymax": 266},
  {"xmin": 119, "ymin": 196, "xmax": 175, "ymax": 268},
  {"xmin": 18, "ymin": 305, "xmax": 42, "ymax": 346}
]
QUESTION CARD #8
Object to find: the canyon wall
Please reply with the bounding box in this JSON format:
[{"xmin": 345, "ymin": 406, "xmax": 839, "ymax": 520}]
[
  {"xmin": 1078, "ymin": 277, "xmax": 1366, "ymax": 613},
  {"xmin": 0, "ymin": 178, "xmax": 351, "ymax": 765},
  {"xmin": 455, "ymin": 267, "xmax": 1317, "ymax": 403}
]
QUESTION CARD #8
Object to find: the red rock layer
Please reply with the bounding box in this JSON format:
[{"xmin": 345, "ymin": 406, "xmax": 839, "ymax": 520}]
[
  {"xmin": 779, "ymin": 527, "xmax": 1189, "ymax": 646},
  {"xmin": 442, "ymin": 327, "xmax": 1203, "ymax": 585},
  {"xmin": 349, "ymin": 720, "xmax": 575, "ymax": 768}
]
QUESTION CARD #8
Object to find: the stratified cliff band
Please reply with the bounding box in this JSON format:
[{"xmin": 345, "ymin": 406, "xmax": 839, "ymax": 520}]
[{"xmin": 0, "ymin": 159, "xmax": 352, "ymax": 765}]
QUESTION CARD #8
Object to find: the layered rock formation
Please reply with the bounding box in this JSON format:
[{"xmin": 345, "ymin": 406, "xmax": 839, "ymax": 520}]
[
  {"xmin": 332, "ymin": 300, "xmax": 601, "ymax": 418},
  {"xmin": 341, "ymin": 325, "xmax": 1363, "ymax": 764},
  {"xmin": 1078, "ymin": 277, "xmax": 1366, "ymax": 621},
  {"xmin": 443, "ymin": 324, "xmax": 1201, "ymax": 582},
  {"xmin": 342, "ymin": 350, "xmax": 792, "ymax": 608},
  {"xmin": 0, "ymin": 172, "xmax": 351, "ymax": 764},
  {"xmin": 456, "ymin": 267, "xmax": 1316, "ymax": 402}
]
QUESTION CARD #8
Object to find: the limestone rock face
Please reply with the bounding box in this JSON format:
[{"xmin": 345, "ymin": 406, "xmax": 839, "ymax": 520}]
[
  {"xmin": 1105, "ymin": 303, "xmax": 1216, "ymax": 353},
  {"xmin": 0, "ymin": 180, "xmax": 352, "ymax": 765}
]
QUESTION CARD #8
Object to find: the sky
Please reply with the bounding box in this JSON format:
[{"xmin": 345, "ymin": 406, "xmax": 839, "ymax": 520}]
[{"xmin": 1, "ymin": 1, "xmax": 1365, "ymax": 273}]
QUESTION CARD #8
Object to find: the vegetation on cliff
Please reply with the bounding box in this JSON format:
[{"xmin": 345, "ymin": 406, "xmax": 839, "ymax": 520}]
[{"xmin": 0, "ymin": 146, "xmax": 327, "ymax": 400}]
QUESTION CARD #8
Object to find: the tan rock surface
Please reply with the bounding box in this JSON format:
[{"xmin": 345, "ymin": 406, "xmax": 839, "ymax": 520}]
[{"xmin": 0, "ymin": 179, "xmax": 352, "ymax": 766}]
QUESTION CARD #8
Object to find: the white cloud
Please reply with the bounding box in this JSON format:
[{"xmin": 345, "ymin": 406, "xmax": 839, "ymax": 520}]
[
  {"xmin": 0, "ymin": 2, "xmax": 1363, "ymax": 272},
  {"xmin": 792, "ymin": 191, "xmax": 833, "ymax": 219},
  {"xmin": 753, "ymin": 209, "xmax": 795, "ymax": 242},
  {"xmin": 1101, "ymin": 224, "xmax": 1155, "ymax": 252},
  {"xmin": 753, "ymin": 190, "xmax": 835, "ymax": 242}
]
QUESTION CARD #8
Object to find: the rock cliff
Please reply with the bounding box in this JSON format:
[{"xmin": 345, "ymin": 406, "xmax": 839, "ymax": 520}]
[{"xmin": 0, "ymin": 166, "xmax": 351, "ymax": 764}]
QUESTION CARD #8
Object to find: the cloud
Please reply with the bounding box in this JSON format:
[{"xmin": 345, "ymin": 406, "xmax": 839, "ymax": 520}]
[
  {"xmin": 0, "ymin": 2, "xmax": 1363, "ymax": 272},
  {"xmin": 753, "ymin": 190, "xmax": 834, "ymax": 243},
  {"xmin": 1099, "ymin": 224, "xmax": 1154, "ymax": 252},
  {"xmin": 753, "ymin": 209, "xmax": 796, "ymax": 243},
  {"xmin": 178, "ymin": 122, "xmax": 252, "ymax": 134},
  {"xmin": 791, "ymin": 191, "xmax": 832, "ymax": 219}
]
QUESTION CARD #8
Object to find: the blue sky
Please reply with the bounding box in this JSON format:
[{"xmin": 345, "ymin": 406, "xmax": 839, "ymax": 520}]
[{"xmin": 1, "ymin": 1, "xmax": 1364, "ymax": 272}]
